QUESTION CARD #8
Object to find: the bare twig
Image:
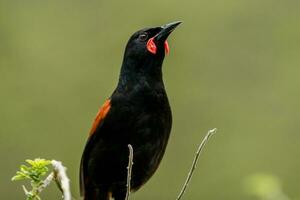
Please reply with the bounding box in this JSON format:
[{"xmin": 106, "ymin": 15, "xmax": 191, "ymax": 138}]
[
  {"xmin": 36, "ymin": 172, "xmax": 55, "ymax": 194},
  {"xmin": 51, "ymin": 160, "xmax": 71, "ymax": 200},
  {"xmin": 176, "ymin": 128, "xmax": 217, "ymax": 200},
  {"xmin": 22, "ymin": 185, "xmax": 30, "ymax": 196},
  {"xmin": 125, "ymin": 144, "xmax": 134, "ymax": 200}
]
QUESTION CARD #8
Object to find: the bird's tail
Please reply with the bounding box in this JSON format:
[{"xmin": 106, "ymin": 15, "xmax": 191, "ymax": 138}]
[{"xmin": 84, "ymin": 189, "xmax": 112, "ymax": 200}]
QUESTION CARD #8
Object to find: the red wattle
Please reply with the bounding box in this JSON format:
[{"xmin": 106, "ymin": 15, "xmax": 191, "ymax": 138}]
[
  {"xmin": 147, "ymin": 37, "xmax": 157, "ymax": 54},
  {"xmin": 164, "ymin": 41, "xmax": 169, "ymax": 54}
]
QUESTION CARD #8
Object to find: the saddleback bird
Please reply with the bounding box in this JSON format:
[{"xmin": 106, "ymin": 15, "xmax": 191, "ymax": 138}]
[{"xmin": 80, "ymin": 21, "xmax": 182, "ymax": 200}]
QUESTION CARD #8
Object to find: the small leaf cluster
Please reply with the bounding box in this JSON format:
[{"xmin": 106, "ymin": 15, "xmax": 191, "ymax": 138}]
[{"xmin": 12, "ymin": 159, "xmax": 52, "ymax": 200}]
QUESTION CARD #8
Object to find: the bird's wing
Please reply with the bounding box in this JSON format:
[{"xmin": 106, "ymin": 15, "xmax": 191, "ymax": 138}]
[{"xmin": 80, "ymin": 99, "xmax": 111, "ymax": 196}]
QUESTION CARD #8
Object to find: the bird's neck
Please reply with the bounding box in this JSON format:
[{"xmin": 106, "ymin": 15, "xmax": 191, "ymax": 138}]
[{"xmin": 117, "ymin": 57, "xmax": 164, "ymax": 91}]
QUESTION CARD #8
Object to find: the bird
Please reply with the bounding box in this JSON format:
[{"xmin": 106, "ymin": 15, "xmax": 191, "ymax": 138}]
[{"xmin": 80, "ymin": 21, "xmax": 182, "ymax": 200}]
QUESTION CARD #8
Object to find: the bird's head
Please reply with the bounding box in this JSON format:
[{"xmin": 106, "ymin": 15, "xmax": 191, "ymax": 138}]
[{"xmin": 120, "ymin": 21, "xmax": 181, "ymax": 81}]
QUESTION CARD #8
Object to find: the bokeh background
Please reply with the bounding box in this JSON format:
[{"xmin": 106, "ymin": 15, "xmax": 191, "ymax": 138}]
[{"xmin": 1, "ymin": 0, "xmax": 300, "ymax": 199}]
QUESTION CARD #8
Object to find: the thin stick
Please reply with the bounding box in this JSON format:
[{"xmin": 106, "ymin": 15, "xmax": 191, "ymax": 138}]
[
  {"xmin": 176, "ymin": 128, "xmax": 217, "ymax": 200},
  {"xmin": 125, "ymin": 144, "xmax": 134, "ymax": 200},
  {"xmin": 36, "ymin": 172, "xmax": 55, "ymax": 194},
  {"xmin": 51, "ymin": 160, "xmax": 71, "ymax": 200}
]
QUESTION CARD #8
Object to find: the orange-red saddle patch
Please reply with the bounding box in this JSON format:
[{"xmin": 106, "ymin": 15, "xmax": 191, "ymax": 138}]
[{"xmin": 89, "ymin": 99, "xmax": 111, "ymax": 136}]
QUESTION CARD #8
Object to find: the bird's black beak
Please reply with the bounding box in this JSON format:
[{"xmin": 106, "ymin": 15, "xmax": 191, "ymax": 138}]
[{"xmin": 155, "ymin": 21, "xmax": 182, "ymax": 42}]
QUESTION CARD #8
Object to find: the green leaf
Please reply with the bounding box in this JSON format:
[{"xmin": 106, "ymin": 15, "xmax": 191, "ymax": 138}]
[
  {"xmin": 12, "ymin": 174, "xmax": 25, "ymax": 181},
  {"xmin": 20, "ymin": 165, "xmax": 29, "ymax": 171},
  {"xmin": 25, "ymin": 159, "xmax": 35, "ymax": 166}
]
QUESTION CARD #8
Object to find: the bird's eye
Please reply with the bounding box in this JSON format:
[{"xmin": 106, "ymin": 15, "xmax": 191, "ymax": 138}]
[{"xmin": 139, "ymin": 33, "xmax": 148, "ymax": 41}]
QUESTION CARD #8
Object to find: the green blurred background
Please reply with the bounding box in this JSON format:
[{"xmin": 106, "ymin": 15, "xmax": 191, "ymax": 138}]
[{"xmin": 1, "ymin": 0, "xmax": 299, "ymax": 199}]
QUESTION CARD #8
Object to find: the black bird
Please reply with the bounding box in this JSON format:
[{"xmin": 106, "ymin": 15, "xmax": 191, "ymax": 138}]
[{"xmin": 80, "ymin": 21, "xmax": 181, "ymax": 200}]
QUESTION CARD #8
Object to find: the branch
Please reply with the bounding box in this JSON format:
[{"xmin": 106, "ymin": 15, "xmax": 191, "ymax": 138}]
[
  {"xmin": 125, "ymin": 144, "xmax": 134, "ymax": 200},
  {"xmin": 176, "ymin": 128, "xmax": 217, "ymax": 200},
  {"xmin": 36, "ymin": 172, "xmax": 55, "ymax": 194},
  {"xmin": 51, "ymin": 160, "xmax": 71, "ymax": 200}
]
